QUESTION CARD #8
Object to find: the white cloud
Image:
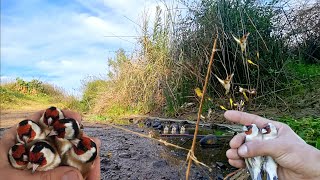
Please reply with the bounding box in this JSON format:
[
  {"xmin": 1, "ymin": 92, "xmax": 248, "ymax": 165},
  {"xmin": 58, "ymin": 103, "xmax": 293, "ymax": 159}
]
[{"xmin": 1, "ymin": 0, "xmax": 181, "ymax": 96}]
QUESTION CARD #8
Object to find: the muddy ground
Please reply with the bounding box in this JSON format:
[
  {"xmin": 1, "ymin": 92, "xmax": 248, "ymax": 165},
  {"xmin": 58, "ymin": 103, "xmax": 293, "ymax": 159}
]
[{"xmin": 0, "ymin": 111, "xmax": 241, "ymax": 180}]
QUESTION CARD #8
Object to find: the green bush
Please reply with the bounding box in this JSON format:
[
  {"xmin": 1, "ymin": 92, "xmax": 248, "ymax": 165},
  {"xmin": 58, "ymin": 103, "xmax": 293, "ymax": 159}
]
[{"xmin": 279, "ymin": 117, "xmax": 320, "ymax": 149}]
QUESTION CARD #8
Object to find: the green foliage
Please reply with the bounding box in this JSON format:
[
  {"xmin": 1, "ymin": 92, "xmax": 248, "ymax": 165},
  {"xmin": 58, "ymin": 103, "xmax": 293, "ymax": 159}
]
[
  {"xmin": 278, "ymin": 117, "xmax": 320, "ymax": 149},
  {"xmin": 1, "ymin": 78, "xmax": 71, "ymax": 110},
  {"xmin": 89, "ymin": 7, "xmax": 172, "ymax": 116},
  {"xmin": 286, "ymin": 61, "xmax": 320, "ymax": 79},
  {"xmin": 81, "ymin": 1, "xmax": 319, "ymax": 119},
  {"xmin": 81, "ymin": 79, "xmax": 108, "ymax": 112},
  {"xmin": 0, "ymin": 86, "xmax": 26, "ymax": 104}
]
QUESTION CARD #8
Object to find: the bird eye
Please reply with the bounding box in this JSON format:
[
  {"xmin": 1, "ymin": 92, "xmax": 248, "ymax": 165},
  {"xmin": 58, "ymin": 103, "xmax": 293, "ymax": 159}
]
[{"xmin": 36, "ymin": 156, "xmax": 44, "ymax": 164}]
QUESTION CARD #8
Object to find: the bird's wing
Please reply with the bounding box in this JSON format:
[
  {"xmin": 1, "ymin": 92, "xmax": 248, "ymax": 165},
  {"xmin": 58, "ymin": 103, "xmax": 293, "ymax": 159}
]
[{"xmin": 214, "ymin": 74, "xmax": 225, "ymax": 85}]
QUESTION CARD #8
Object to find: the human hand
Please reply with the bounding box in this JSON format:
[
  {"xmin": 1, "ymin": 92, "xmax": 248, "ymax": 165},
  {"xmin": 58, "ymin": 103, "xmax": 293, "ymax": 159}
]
[
  {"xmin": 225, "ymin": 110, "xmax": 320, "ymax": 180},
  {"xmin": 0, "ymin": 110, "xmax": 101, "ymax": 180}
]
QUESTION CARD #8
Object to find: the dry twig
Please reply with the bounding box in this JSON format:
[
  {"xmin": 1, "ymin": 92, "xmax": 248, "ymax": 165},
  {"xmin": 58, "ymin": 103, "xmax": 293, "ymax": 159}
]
[{"xmin": 186, "ymin": 36, "xmax": 218, "ymax": 180}]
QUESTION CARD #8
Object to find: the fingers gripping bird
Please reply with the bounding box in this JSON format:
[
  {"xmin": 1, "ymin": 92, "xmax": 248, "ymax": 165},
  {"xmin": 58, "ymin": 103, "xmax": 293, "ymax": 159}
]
[
  {"xmin": 243, "ymin": 124, "xmax": 263, "ymax": 180},
  {"xmin": 262, "ymin": 123, "xmax": 278, "ymax": 180}
]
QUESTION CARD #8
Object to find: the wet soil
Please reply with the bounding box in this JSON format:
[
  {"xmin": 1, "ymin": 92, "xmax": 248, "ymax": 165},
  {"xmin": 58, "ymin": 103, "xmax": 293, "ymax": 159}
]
[{"xmin": 0, "ymin": 111, "xmax": 237, "ymax": 179}]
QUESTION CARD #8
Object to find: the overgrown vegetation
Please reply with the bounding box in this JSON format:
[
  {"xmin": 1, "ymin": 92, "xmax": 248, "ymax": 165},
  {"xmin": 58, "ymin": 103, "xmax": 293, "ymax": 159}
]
[
  {"xmin": 2, "ymin": 1, "xmax": 318, "ymax": 149},
  {"xmin": 84, "ymin": 0, "xmax": 319, "ymax": 120},
  {"xmin": 0, "ymin": 78, "xmax": 75, "ymax": 110}
]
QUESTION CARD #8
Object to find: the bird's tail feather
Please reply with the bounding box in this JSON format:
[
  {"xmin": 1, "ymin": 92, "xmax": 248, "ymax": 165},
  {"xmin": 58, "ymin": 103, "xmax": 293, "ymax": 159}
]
[
  {"xmin": 266, "ymin": 173, "xmax": 278, "ymax": 180},
  {"xmin": 256, "ymin": 171, "xmax": 263, "ymax": 180}
]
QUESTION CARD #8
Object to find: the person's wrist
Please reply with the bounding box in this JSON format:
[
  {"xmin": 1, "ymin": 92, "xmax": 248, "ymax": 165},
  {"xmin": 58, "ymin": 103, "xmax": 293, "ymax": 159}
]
[
  {"xmin": 298, "ymin": 144, "xmax": 320, "ymax": 179},
  {"xmin": 312, "ymin": 147, "xmax": 320, "ymax": 178}
]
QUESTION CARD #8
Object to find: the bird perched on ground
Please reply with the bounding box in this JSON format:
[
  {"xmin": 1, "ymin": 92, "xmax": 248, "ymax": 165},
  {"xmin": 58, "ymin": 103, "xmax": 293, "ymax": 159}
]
[
  {"xmin": 180, "ymin": 126, "xmax": 186, "ymax": 134},
  {"xmin": 28, "ymin": 140, "xmax": 61, "ymax": 173},
  {"xmin": 49, "ymin": 118, "xmax": 83, "ymax": 156},
  {"xmin": 171, "ymin": 126, "xmax": 177, "ymax": 134},
  {"xmin": 163, "ymin": 125, "xmax": 169, "ymax": 134},
  {"xmin": 64, "ymin": 136, "xmax": 97, "ymax": 178},
  {"xmin": 16, "ymin": 119, "xmax": 46, "ymax": 144},
  {"xmin": 214, "ymin": 73, "xmax": 234, "ymax": 95},
  {"xmin": 8, "ymin": 143, "xmax": 29, "ymax": 169},
  {"xmin": 39, "ymin": 106, "xmax": 65, "ymax": 135},
  {"xmin": 232, "ymin": 32, "xmax": 250, "ymax": 52},
  {"xmin": 243, "ymin": 124, "xmax": 263, "ymax": 180},
  {"xmin": 262, "ymin": 123, "xmax": 278, "ymax": 180}
]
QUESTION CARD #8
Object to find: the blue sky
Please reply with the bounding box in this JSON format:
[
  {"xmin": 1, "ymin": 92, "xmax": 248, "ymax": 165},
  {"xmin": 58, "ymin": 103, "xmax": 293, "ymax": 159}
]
[{"xmin": 1, "ymin": 0, "xmax": 166, "ymax": 96}]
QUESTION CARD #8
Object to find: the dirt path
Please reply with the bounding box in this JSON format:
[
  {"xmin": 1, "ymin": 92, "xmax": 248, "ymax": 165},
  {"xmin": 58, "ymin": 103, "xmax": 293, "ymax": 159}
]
[
  {"xmin": 0, "ymin": 110, "xmax": 38, "ymax": 128},
  {"xmin": 0, "ymin": 111, "xmax": 234, "ymax": 179}
]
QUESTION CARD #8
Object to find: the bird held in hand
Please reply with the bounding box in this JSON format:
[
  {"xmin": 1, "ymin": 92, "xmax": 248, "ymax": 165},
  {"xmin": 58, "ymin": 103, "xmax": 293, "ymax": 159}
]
[
  {"xmin": 49, "ymin": 118, "xmax": 83, "ymax": 156},
  {"xmin": 64, "ymin": 136, "xmax": 97, "ymax": 178},
  {"xmin": 262, "ymin": 123, "xmax": 278, "ymax": 180},
  {"xmin": 16, "ymin": 119, "xmax": 46, "ymax": 144},
  {"xmin": 28, "ymin": 140, "xmax": 61, "ymax": 173},
  {"xmin": 243, "ymin": 124, "xmax": 263, "ymax": 180},
  {"xmin": 8, "ymin": 142, "xmax": 29, "ymax": 169},
  {"xmin": 39, "ymin": 107, "xmax": 65, "ymax": 135}
]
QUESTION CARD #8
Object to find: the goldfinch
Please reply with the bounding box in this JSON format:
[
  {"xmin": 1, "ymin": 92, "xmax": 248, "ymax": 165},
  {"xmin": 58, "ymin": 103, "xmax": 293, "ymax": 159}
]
[{"xmin": 243, "ymin": 124, "xmax": 263, "ymax": 180}]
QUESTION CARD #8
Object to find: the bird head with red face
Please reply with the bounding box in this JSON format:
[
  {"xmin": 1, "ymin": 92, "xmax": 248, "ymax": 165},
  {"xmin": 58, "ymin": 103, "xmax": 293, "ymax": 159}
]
[
  {"xmin": 70, "ymin": 136, "xmax": 97, "ymax": 163},
  {"xmin": 16, "ymin": 119, "xmax": 45, "ymax": 144},
  {"xmin": 49, "ymin": 118, "xmax": 82, "ymax": 140},
  {"xmin": 28, "ymin": 140, "xmax": 61, "ymax": 173},
  {"xmin": 40, "ymin": 107, "xmax": 64, "ymax": 127},
  {"xmin": 8, "ymin": 143, "xmax": 29, "ymax": 169}
]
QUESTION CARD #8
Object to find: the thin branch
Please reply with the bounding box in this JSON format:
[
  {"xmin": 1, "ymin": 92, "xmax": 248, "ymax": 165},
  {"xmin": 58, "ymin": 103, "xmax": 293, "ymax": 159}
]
[{"xmin": 186, "ymin": 36, "xmax": 218, "ymax": 180}]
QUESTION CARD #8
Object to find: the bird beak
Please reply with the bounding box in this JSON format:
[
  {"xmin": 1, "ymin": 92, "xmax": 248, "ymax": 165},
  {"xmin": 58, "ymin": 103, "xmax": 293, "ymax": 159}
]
[
  {"xmin": 32, "ymin": 164, "xmax": 40, "ymax": 173},
  {"xmin": 70, "ymin": 139, "xmax": 79, "ymax": 147},
  {"xmin": 47, "ymin": 117, "xmax": 53, "ymax": 126},
  {"xmin": 242, "ymin": 126, "xmax": 248, "ymax": 131},
  {"xmin": 23, "ymin": 155, "xmax": 28, "ymax": 161},
  {"xmin": 23, "ymin": 136, "xmax": 29, "ymax": 144},
  {"xmin": 261, "ymin": 129, "xmax": 267, "ymax": 134},
  {"xmin": 49, "ymin": 130, "xmax": 58, "ymax": 136}
]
